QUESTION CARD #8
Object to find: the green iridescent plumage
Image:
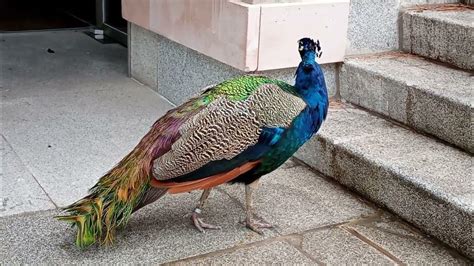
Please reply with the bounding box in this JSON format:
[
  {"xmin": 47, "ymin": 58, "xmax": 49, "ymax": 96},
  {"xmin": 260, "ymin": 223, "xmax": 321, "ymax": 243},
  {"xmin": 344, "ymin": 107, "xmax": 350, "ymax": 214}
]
[
  {"xmin": 57, "ymin": 151, "xmax": 154, "ymax": 248},
  {"xmin": 203, "ymin": 76, "xmax": 296, "ymax": 102}
]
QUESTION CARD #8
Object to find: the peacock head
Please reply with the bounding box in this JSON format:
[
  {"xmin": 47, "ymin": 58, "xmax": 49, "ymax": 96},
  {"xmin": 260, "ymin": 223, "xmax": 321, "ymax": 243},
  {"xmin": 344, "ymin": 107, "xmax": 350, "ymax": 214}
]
[
  {"xmin": 298, "ymin": 38, "xmax": 322, "ymax": 61},
  {"xmin": 294, "ymin": 37, "xmax": 327, "ymax": 103}
]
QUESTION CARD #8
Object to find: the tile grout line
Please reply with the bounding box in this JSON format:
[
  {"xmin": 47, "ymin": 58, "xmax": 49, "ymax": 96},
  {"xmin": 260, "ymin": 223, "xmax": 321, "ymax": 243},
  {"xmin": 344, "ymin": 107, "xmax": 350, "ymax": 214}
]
[
  {"xmin": 341, "ymin": 225, "xmax": 405, "ymax": 265},
  {"xmin": 206, "ymin": 188, "xmax": 391, "ymax": 265},
  {"xmin": 1, "ymin": 134, "xmax": 59, "ymax": 209},
  {"xmin": 163, "ymin": 216, "xmax": 387, "ymax": 265},
  {"xmin": 161, "ymin": 235, "xmax": 295, "ymax": 265},
  {"xmin": 130, "ymin": 76, "xmax": 178, "ymax": 108},
  {"xmin": 162, "ymin": 233, "xmax": 324, "ymax": 265},
  {"xmin": 282, "ymin": 235, "xmax": 325, "ymax": 265}
]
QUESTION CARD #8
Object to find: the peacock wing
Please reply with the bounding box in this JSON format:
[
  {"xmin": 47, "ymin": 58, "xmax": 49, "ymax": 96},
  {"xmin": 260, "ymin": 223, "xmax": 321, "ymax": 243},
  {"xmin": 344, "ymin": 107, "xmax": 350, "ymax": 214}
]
[{"xmin": 152, "ymin": 80, "xmax": 307, "ymax": 186}]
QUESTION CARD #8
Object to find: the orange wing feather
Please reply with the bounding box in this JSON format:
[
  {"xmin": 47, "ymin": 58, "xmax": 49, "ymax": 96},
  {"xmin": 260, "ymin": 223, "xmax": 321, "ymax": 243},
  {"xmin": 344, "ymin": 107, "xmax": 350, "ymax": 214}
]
[{"xmin": 150, "ymin": 161, "xmax": 260, "ymax": 194}]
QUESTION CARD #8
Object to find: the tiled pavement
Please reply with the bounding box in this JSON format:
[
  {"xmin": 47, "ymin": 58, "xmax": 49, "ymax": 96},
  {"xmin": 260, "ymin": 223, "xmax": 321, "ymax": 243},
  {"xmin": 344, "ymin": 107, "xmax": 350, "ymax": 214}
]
[{"xmin": 0, "ymin": 30, "xmax": 470, "ymax": 264}]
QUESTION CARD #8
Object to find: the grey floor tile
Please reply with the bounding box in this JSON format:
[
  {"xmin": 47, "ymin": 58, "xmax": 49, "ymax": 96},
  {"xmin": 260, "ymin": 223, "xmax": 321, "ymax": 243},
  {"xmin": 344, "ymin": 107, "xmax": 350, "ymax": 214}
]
[
  {"xmin": 301, "ymin": 227, "xmax": 395, "ymax": 265},
  {"xmin": 2, "ymin": 31, "xmax": 129, "ymax": 100},
  {"xmin": 1, "ymin": 30, "xmax": 174, "ymax": 207},
  {"xmin": 168, "ymin": 240, "xmax": 315, "ymax": 265},
  {"xmin": 0, "ymin": 190, "xmax": 277, "ymax": 264},
  {"xmin": 220, "ymin": 164, "xmax": 376, "ymax": 235},
  {"xmin": 347, "ymin": 214, "xmax": 470, "ymax": 265},
  {"xmin": 1, "ymin": 135, "xmax": 56, "ymax": 216}
]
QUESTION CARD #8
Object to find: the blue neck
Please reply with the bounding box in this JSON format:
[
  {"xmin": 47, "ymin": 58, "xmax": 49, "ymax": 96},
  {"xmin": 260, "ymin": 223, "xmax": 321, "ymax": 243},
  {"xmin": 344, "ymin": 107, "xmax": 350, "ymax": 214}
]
[
  {"xmin": 294, "ymin": 51, "xmax": 328, "ymax": 108},
  {"xmin": 302, "ymin": 52, "xmax": 316, "ymax": 63}
]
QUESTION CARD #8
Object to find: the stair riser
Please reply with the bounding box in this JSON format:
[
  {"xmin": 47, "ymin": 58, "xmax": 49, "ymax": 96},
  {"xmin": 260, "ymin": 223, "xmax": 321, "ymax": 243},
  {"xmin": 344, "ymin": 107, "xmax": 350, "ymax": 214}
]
[
  {"xmin": 340, "ymin": 63, "xmax": 473, "ymax": 153},
  {"xmin": 402, "ymin": 10, "xmax": 474, "ymax": 71}
]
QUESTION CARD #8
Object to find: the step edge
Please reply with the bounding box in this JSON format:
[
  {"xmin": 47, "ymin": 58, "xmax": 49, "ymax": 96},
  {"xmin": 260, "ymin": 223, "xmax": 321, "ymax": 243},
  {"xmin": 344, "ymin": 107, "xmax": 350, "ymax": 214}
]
[
  {"xmin": 314, "ymin": 132, "xmax": 473, "ymax": 213},
  {"xmin": 403, "ymin": 9, "xmax": 474, "ymax": 28},
  {"xmin": 342, "ymin": 57, "xmax": 473, "ymax": 107}
]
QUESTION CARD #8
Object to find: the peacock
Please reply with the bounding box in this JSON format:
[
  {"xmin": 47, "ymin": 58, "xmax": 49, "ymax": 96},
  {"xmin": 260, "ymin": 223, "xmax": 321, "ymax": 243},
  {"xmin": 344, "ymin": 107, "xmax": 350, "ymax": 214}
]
[{"xmin": 57, "ymin": 37, "xmax": 329, "ymax": 248}]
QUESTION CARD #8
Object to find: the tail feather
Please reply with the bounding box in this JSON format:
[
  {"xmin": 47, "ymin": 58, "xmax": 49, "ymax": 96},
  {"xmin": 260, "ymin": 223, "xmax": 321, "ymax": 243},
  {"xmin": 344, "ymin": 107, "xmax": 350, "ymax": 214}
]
[
  {"xmin": 56, "ymin": 158, "xmax": 166, "ymax": 248},
  {"xmin": 56, "ymin": 197, "xmax": 104, "ymax": 247},
  {"xmin": 133, "ymin": 187, "xmax": 168, "ymax": 212}
]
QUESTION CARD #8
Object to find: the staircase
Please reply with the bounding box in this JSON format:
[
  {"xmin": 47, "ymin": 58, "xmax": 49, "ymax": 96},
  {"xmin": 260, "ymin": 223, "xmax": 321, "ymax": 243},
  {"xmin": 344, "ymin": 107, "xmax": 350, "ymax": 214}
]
[{"xmin": 295, "ymin": 3, "xmax": 473, "ymax": 258}]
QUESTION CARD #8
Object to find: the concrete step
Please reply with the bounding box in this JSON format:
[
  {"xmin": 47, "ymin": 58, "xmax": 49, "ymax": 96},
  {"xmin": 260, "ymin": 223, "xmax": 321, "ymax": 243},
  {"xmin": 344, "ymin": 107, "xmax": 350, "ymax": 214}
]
[
  {"xmin": 295, "ymin": 103, "xmax": 473, "ymax": 259},
  {"xmin": 402, "ymin": 4, "xmax": 474, "ymax": 70},
  {"xmin": 340, "ymin": 52, "xmax": 473, "ymax": 153}
]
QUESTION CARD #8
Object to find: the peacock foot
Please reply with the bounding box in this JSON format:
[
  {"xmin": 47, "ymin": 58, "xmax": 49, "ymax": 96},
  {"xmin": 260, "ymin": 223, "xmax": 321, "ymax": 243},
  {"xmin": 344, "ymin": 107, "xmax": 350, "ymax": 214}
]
[
  {"xmin": 241, "ymin": 219, "xmax": 273, "ymax": 235},
  {"xmin": 191, "ymin": 208, "xmax": 221, "ymax": 233}
]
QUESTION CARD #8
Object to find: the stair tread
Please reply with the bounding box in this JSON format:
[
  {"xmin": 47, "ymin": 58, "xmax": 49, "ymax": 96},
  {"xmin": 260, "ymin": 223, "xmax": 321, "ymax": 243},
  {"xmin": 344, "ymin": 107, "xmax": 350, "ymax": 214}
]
[
  {"xmin": 406, "ymin": 6, "xmax": 474, "ymax": 27},
  {"xmin": 314, "ymin": 104, "xmax": 471, "ymax": 208},
  {"xmin": 345, "ymin": 53, "xmax": 472, "ymax": 104},
  {"xmin": 402, "ymin": 4, "xmax": 474, "ymax": 70},
  {"xmin": 341, "ymin": 52, "xmax": 473, "ymax": 153}
]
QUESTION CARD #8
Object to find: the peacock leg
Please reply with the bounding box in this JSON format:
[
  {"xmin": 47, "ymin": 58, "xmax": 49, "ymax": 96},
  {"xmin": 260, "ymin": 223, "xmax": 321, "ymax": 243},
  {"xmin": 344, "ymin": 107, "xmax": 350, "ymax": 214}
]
[
  {"xmin": 243, "ymin": 179, "xmax": 273, "ymax": 234},
  {"xmin": 191, "ymin": 188, "xmax": 221, "ymax": 233}
]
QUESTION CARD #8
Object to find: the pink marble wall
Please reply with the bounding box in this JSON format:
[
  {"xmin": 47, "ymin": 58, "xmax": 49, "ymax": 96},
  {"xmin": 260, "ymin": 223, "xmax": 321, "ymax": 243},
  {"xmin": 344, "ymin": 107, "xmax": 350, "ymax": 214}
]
[
  {"xmin": 122, "ymin": 0, "xmax": 150, "ymax": 29},
  {"xmin": 257, "ymin": 1, "xmax": 350, "ymax": 70},
  {"xmin": 148, "ymin": 0, "xmax": 260, "ymax": 71},
  {"xmin": 122, "ymin": 0, "xmax": 350, "ymax": 71}
]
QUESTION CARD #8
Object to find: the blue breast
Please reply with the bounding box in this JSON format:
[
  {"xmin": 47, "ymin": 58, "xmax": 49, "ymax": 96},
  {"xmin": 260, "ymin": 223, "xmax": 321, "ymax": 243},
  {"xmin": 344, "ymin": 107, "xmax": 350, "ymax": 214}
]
[{"xmin": 257, "ymin": 98, "xmax": 328, "ymax": 173}]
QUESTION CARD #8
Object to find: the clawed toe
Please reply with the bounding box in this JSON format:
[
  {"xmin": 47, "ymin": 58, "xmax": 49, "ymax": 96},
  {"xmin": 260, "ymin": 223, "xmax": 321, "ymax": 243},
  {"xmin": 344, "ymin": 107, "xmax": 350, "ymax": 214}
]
[
  {"xmin": 191, "ymin": 212, "xmax": 221, "ymax": 233},
  {"xmin": 241, "ymin": 219, "xmax": 273, "ymax": 234}
]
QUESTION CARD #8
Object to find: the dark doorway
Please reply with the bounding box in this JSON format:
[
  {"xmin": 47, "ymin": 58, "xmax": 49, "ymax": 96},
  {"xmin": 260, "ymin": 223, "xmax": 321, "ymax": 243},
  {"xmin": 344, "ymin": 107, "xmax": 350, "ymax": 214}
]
[
  {"xmin": 0, "ymin": 0, "xmax": 96, "ymax": 32},
  {"xmin": 0, "ymin": 0, "xmax": 127, "ymax": 45},
  {"xmin": 97, "ymin": 0, "xmax": 128, "ymax": 45}
]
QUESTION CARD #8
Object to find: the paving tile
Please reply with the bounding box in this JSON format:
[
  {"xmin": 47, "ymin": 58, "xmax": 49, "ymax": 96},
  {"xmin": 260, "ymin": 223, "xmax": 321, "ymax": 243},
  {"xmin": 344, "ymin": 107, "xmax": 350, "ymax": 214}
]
[
  {"xmin": 347, "ymin": 214, "xmax": 471, "ymax": 265},
  {"xmin": 168, "ymin": 240, "xmax": 314, "ymax": 265},
  {"xmin": 1, "ymin": 31, "xmax": 174, "ymax": 207},
  {"xmin": 220, "ymin": 164, "xmax": 376, "ymax": 235},
  {"xmin": 2, "ymin": 31, "xmax": 129, "ymax": 100},
  {"xmin": 0, "ymin": 136, "xmax": 56, "ymax": 216},
  {"xmin": 0, "ymin": 190, "xmax": 277, "ymax": 264},
  {"xmin": 2, "ymin": 79, "xmax": 173, "ymax": 207},
  {"xmin": 301, "ymin": 227, "xmax": 395, "ymax": 265}
]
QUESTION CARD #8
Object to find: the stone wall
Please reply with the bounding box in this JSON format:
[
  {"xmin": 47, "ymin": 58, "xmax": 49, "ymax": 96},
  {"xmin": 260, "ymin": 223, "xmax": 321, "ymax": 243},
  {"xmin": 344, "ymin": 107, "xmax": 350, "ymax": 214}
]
[
  {"xmin": 129, "ymin": 23, "xmax": 337, "ymax": 104},
  {"xmin": 347, "ymin": 0, "xmax": 458, "ymax": 54}
]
